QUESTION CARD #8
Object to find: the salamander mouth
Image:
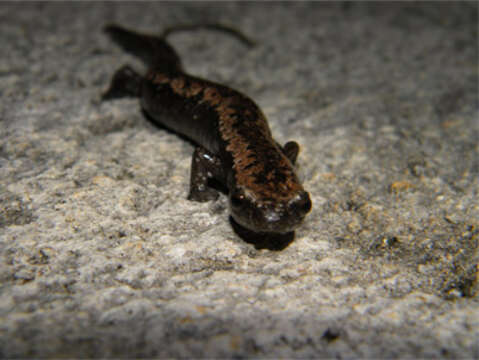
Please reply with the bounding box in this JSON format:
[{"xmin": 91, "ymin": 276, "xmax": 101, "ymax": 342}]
[
  {"xmin": 229, "ymin": 216, "xmax": 296, "ymax": 250},
  {"xmin": 231, "ymin": 211, "xmax": 306, "ymax": 234}
]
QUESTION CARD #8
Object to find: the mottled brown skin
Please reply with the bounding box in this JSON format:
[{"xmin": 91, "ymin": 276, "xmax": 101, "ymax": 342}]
[{"xmin": 102, "ymin": 25, "xmax": 312, "ymax": 234}]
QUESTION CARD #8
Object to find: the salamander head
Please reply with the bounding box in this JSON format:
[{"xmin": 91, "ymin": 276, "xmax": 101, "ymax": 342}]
[{"xmin": 228, "ymin": 188, "xmax": 312, "ymax": 233}]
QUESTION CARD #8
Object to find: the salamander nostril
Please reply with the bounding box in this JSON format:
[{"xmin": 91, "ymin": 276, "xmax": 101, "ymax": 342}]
[{"xmin": 264, "ymin": 209, "xmax": 281, "ymax": 223}]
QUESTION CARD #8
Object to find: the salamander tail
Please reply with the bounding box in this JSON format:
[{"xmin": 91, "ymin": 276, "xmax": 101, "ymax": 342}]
[{"xmin": 104, "ymin": 24, "xmax": 182, "ymax": 72}]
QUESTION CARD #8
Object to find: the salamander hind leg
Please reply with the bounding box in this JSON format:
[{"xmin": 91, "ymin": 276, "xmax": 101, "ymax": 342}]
[
  {"xmin": 187, "ymin": 147, "xmax": 225, "ymax": 202},
  {"xmin": 102, "ymin": 65, "xmax": 142, "ymax": 100}
]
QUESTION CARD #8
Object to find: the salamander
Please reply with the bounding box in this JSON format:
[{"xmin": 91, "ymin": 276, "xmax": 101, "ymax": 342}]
[{"xmin": 102, "ymin": 24, "xmax": 312, "ymax": 235}]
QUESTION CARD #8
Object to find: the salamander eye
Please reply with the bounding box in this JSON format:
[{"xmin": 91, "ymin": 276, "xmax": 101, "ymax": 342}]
[
  {"xmin": 289, "ymin": 191, "xmax": 312, "ymax": 214},
  {"xmin": 230, "ymin": 194, "xmax": 246, "ymax": 208},
  {"xmin": 301, "ymin": 195, "xmax": 312, "ymax": 213}
]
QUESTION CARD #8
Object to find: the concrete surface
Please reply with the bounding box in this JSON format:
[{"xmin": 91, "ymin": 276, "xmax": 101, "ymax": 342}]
[{"xmin": 1, "ymin": 2, "xmax": 478, "ymax": 358}]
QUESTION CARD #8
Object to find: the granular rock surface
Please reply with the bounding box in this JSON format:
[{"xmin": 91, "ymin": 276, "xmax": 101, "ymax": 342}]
[{"xmin": 1, "ymin": 2, "xmax": 478, "ymax": 358}]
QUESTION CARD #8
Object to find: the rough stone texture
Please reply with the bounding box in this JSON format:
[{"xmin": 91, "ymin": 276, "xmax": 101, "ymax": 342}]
[{"xmin": 1, "ymin": 2, "xmax": 478, "ymax": 358}]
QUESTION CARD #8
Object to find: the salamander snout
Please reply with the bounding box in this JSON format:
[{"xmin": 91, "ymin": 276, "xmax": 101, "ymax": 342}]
[
  {"xmin": 258, "ymin": 191, "xmax": 311, "ymax": 233},
  {"xmin": 229, "ymin": 190, "xmax": 312, "ymax": 234}
]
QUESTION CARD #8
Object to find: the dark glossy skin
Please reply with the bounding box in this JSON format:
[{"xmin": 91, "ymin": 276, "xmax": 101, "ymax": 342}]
[{"xmin": 102, "ymin": 25, "xmax": 311, "ymax": 234}]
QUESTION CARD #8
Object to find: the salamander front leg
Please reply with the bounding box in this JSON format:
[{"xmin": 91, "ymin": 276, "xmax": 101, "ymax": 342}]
[
  {"xmin": 188, "ymin": 147, "xmax": 224, "ymax": 202},
  {"xmin": 281, "ymin": 141, "xmax": 300, "ymax": 165}
]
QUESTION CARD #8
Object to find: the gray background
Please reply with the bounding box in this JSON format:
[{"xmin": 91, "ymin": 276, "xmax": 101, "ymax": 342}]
[{"xmin": 1, "ymin": 2, "xmax": 478, "ymax": 358}]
